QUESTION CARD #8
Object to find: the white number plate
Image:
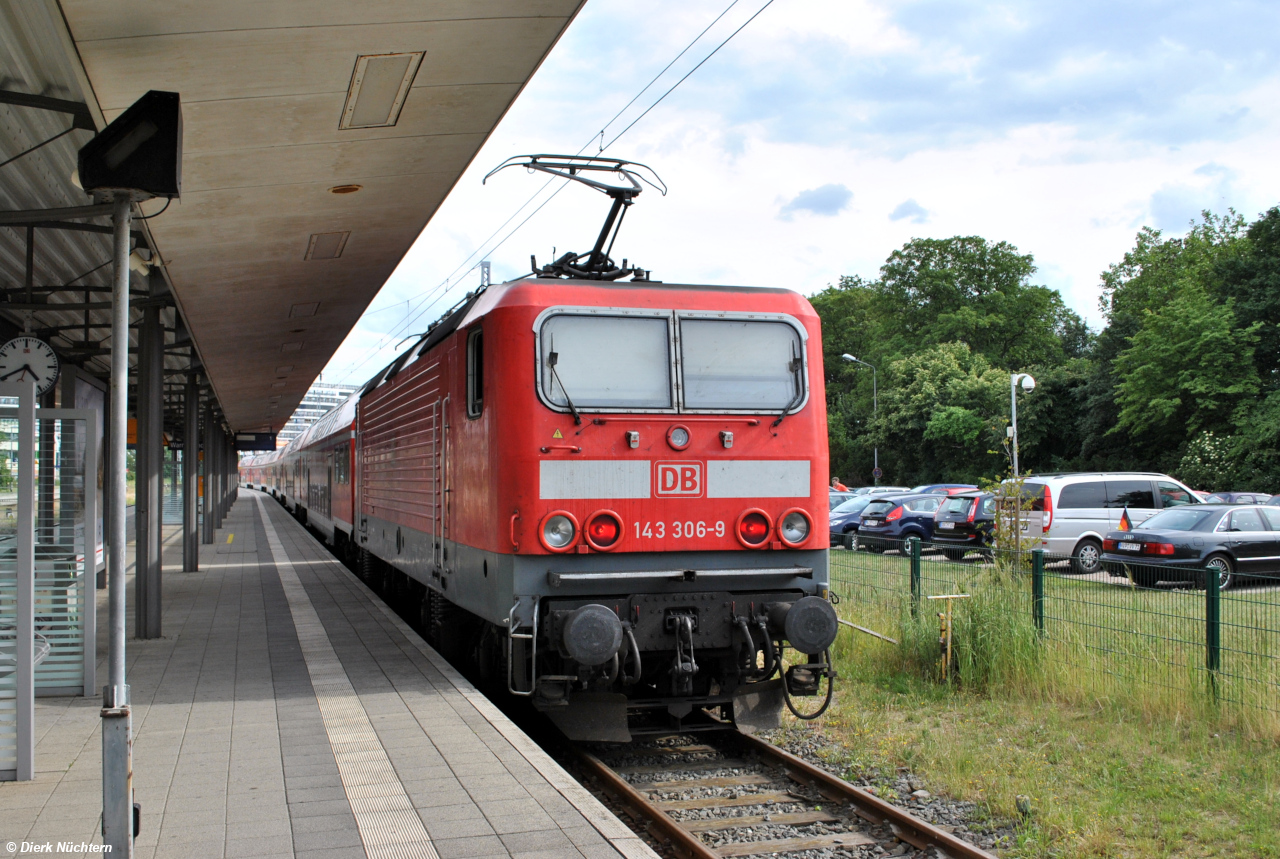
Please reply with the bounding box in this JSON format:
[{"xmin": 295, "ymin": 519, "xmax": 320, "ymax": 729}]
[
  {"xmin": 938, "ymin": 521, "xmax": 956, "ymax": 530},
  {"xmin": 863, "ymin": 520, "xmax": 879, "ymax": 527},
  {"xmin": 1119, "ymin": 541, "xmax": 1141, "ymax": 551}
]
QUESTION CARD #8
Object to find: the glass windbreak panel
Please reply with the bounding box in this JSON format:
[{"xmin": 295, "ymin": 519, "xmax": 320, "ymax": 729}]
[
  {"xmin": 0, "ymin": 413, "xmax": 15, "ymax": 772},
  {"xmin": 540, "ymin": 315, "xmax": 671, "ymax": 409},
  {"xmin": 1141, "ymin": 508, "xmax": 1219, "ymax": 531},
  {"xmin": 680, "ymin": 319, "xmax": 802, "ymax": 409},
  {"xmin": 35, "ymin": 417, "xmax": 89, "ymax": 693}
]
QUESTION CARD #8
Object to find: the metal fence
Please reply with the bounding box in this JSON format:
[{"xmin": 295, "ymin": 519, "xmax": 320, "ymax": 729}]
[{"xmin": 828, "ymin": 536, "xmax": 1280, "ymax": 719}]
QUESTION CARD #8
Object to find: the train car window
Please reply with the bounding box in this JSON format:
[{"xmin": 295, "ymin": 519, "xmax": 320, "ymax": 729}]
[
  {"xmin": 679, "ymin": 319, "xmax": 803, "ymax": 409},
  {"xmin": 540, "ymin": 314, "xmax": 671, "ymax": 409},
  {"xmin": 334, "ymin": 444, "xmax": 349, "ymax": 484},
  {"xmin": 466, "ymin": 327, "xmax": 483, "ymax": 418}
]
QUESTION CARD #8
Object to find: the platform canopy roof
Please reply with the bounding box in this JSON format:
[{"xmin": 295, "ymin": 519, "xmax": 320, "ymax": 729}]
[{"xmin": 0, "ymin": 0, "xmax": 583, "ymax": 432}]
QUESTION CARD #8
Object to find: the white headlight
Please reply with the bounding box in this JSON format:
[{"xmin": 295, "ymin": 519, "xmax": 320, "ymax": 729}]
[
  {"xmin": 781, "ymin": 511, "xmax": 810, "ymax": 544},
  {"xmin": 543, "ymin": 514, "xmax": 575, "ymax": 549}
]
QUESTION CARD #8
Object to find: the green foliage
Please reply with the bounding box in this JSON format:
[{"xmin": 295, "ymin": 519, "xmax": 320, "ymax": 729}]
[
  {"xmin": 817, "ymin": 208, "xmax": 1280, "ymax": 489},
  {"xmin": 1177, "ymin": 431, "xmax": 1237, "ymax": 489},
  {"xmin": 1112, "ymin": 284, "xmax": 1260, "ymax": 442},
  {"xmin": 876, "ymin": 343, "xmax": 1008, "ymax": 482},
  {"xmin": 813, "ymin": 237, "xmax": 1090, "ymax": 483}
]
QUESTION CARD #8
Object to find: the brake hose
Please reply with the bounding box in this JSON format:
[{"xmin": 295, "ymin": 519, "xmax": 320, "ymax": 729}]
[
  {"xmin": 622, "ymin": 627, "xmax": 642, "ymax": 686},
  {"xmin": 736, "ymin": 617, "xmax": 758, "ymax": 676},
  {"xmin": 780, "ymin": 647, "xmax": 835, "ymax": 720},
  {"xmin": 757, "ymin": 619, "xmax": 777, "ymax": 681}
]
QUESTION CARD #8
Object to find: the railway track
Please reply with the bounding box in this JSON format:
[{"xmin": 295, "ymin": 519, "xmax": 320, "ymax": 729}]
[{"xmin": 575, "ymin": 730, "xmax": 997, "ymax": 859}]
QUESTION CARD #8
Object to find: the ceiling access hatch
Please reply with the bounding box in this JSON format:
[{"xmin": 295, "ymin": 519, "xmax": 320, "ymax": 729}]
[
  {"xmin": 305, "ymin": 231, "xmax": 349, "ymax": 260},
  {"xmin": 339, "ymin": 52, "xmax": 424, "ymax": 129}
]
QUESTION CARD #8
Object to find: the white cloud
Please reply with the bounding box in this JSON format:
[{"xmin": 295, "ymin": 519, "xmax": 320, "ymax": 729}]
[{"xmin": 318, "ymin": 0, "xmax": 1280, "ymax": 386}]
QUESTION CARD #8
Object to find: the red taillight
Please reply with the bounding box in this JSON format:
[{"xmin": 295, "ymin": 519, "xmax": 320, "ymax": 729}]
[
  {"xmin": 1143, "ymin": 541, "xmax": 1175, "ymax": 556},
  {"xmin": 967, "ymin": 500, "xmax": 977, "ymax": 524},
  {"xmin": 738, "ymin": 511, "xmax": 771, "ymax": 546},
  {"xmin": 885, "ymin": 506, "xmax": 903, "ymax": 522},
  {"xmin": 1042, "ymin": 486, "xmax": 1053, "ymax": 533},
  {"xmin": 1103, "ymin": 539, "xmax": 1117, "ymax": 551},
  {"xmin": 586, "ymin": 512, "xmax": 621, "ymax": 550}
]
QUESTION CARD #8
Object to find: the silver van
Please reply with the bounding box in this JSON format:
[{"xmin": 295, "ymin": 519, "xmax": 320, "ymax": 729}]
[{"xmin": 1016, "ymin": 473, "xmax": 1200, "ymax": 574}]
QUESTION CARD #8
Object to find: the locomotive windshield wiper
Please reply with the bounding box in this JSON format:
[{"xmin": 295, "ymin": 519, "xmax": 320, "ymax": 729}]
[
  {"xmin": 547, "ymin": 350, "xmax": 582, "ymax": 425},
  {"xmin": 771, "ymin": 345, "xmax": 805, "ymax": 429}
]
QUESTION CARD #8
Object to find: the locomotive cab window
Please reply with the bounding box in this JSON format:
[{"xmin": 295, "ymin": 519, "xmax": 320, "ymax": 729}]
[
  {"xmin": 466, "ymin": 326, "xmax": 484, "ymax": 418},
  {"xmin": 679, "ymin": 318, "xmax": 804, "ymax": 410},
  {"xmin": 539, "ymin": 314, "xmax": 672, "ymax": 409}
]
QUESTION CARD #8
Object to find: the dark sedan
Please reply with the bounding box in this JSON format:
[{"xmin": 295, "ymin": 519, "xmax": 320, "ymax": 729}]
[
  {"xmin": 932, "ymin": 492, "xmax": 996, "ymax": 560},
  {"xmin": 829, "ymin": 492, "xmax": 909, "ymax": 547},
  {"xmin": 1100, "ymin": 504, "xmax": 1280, "ymax": 590},
  {"xmin": 856, "ymin": 493, "xmax": 945, "ymax": 553}
]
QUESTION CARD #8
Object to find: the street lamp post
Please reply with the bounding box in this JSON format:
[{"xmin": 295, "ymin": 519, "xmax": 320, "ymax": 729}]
[
  {"xmin": 1010, "ymin": 373, "xmax": 1036, "ymax": 476},
  {"xmin": 842, "ymin": 355, "xmax": 878, "ymax": 485}
]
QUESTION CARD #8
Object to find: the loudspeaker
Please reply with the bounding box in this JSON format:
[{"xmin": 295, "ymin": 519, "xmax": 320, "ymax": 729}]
[{"xmin": 78, "ymin": 90, "xmax": 182, "ymax": 199}]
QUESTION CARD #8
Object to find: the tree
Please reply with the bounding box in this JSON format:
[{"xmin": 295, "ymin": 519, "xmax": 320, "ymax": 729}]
[
  {"xmin": 1081, "ymin": 212, "xmax": 1251, "ymax": 470},
  {"xmin": 872, "ymin": 342, "xmax": 1009, "ymax": 483},
  {"xmin": 1218, "ymin": 206, "xmax": 1280, "ymax": 390},
  {"xmin": 1112, "ymin": 283, "xmax": 1260, "ymax": 446},
  {"xmin": 875, "ymin": 236, "xmax": 1087, "ymax": 369}
]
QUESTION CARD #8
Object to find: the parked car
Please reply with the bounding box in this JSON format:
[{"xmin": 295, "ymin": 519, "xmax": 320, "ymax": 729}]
[
  {"xmin": 1100, "ymin": 504, "xmax": 1280, "ymax": 590},
  {"xmin": 849, "ymin": 485, "xmax": 911, "ymax": 496},
  {"xmin": 829, "ymin": 490, "xmax": 856, "ymax": 510},
  {"xmin": 856, "ymin": 493, "xmax": 945, "ymax": 553},
  {"xmin": 1203, "ymin": 491, "xmax": 1272, "ymax": 504},
  {"xmin": 829, "ymin": 491, "xmax": 910, "ymax": 546},
  {"xmin": 911, "ymin": 483, "xmax": 979, "ymax": 495},
  {"xmin": 1013, "ymin": 473, "xmax": 1201, "ymax": 575},
  {"xmin": 932, "ymin": 492, "xmax": 997, "ymax": 560}
]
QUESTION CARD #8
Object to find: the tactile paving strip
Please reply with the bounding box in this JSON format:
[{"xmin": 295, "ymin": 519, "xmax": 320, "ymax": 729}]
[{"xmin": 253, "ymin": 494, "xmax": 440, "ymax": 859}]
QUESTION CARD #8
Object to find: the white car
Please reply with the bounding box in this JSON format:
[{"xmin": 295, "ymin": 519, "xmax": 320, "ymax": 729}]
[{"xmin": 1013, "ymin": 472, "xmax": 1200, "ymax": 574}]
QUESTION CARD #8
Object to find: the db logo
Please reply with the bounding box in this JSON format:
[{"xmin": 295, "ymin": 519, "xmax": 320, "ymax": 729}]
[{"xmin": 656, "ymin": 462, "xmax": 702, "ymax": 497}]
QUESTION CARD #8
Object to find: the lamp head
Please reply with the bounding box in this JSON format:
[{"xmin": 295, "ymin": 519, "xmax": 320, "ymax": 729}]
[{"xmin": 841, "ymin": 354, "xmax": 856, "ymax": 362}]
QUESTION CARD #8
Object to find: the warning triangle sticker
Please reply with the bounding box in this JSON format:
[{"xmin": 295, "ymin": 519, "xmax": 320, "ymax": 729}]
[{"xmin": 552, "ymin": 428, "xmax": 563, "ymax": 439}]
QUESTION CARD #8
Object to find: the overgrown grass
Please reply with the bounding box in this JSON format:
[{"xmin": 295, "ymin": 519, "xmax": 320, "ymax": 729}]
[
  {"xmin": 830, "ymin": 548, "xmax": 1280, "ymax": 731},
  {"xmin": 815, "ymin": 546, "xmax": 1280, "ymax": 857}
]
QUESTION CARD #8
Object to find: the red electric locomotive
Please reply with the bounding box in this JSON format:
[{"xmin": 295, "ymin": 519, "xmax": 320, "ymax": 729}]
[{"xmin": 244, "ymin": 157, "xmax": 839, "ymax": 739}]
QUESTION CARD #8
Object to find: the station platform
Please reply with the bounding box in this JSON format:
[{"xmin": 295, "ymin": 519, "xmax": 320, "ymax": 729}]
[{"xmin": 2, "ymin": 491, "xmax": 655, "ymax": 859}]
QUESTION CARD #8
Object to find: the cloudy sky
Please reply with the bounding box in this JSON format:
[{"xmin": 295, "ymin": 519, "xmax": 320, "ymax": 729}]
[{"xmin": 319, "ymin": 0, "xmax": 1280, "ymax": 386}]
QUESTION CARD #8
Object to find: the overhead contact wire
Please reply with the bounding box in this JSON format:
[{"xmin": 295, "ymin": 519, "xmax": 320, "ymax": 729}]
[{"xmin": 333, "ymin": 0, "xmax": 776, "ymax": 383}]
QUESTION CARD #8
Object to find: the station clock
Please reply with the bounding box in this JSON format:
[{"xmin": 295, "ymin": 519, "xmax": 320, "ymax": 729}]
[{"xmin": 0, "ymin": 336, "xmax": 61, "ymax": 396}]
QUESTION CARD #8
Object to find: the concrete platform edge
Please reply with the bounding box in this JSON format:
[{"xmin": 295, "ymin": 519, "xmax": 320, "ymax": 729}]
[{"xmin": 341, "ymin": 561, "xmax": 660, "ymax": 859}]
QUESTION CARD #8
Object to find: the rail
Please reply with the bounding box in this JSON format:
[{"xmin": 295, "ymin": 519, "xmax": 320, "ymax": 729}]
[{"xmin": 573, "ymin": 730, "xmax": 996, "ymax": 859}]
